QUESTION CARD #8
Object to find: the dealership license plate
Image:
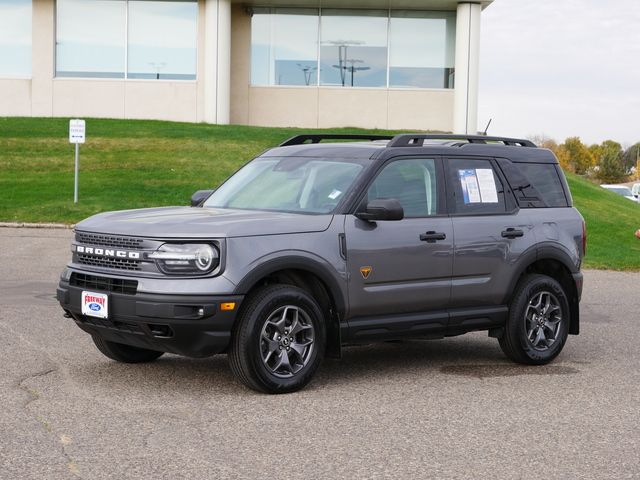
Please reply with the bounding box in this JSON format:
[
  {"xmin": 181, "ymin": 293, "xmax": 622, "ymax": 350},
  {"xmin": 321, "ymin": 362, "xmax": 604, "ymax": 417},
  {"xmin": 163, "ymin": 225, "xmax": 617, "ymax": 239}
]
[{"xmin": 81, "ymin": 291, "xmax": 109, "ymax": 319}]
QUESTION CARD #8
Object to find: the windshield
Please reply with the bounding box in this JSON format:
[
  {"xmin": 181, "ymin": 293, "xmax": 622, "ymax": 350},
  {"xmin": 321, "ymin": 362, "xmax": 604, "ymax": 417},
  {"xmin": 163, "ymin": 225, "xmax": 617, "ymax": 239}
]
[
  {"xmin": 203, "ymin": 157, "xmax": 365, "ymax": 214},
  {"xmin": 605, "ymin": 186, "xmax": 633, "ymax": 196}
]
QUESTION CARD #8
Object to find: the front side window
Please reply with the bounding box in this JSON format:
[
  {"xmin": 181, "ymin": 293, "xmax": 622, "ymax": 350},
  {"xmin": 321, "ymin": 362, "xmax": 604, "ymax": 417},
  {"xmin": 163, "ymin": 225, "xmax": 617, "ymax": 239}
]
[
  {"xmin": 204, "ymin": 157, "xmax": 364, "ymax": 214},
  {"xmin": 0, "ymin": 0, "xmax": 32, "ymax": 77},
  {"xmin": 56, "ymin": 0, "xmax": 197, "ymax": 80},
  {"xmin": 367, "ymin": 158, "xmax": 438, "ymax": 217},
  {"xmin": 447, "ymin": 159, "xmax": 507, "ymax": 215}
]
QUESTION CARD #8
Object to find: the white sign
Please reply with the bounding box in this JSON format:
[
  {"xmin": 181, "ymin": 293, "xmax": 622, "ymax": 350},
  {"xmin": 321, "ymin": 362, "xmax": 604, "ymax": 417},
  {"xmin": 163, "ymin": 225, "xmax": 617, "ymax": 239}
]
[{"xmin": 69, "ymin": 119, "xmax": 86, "ymax": 144}]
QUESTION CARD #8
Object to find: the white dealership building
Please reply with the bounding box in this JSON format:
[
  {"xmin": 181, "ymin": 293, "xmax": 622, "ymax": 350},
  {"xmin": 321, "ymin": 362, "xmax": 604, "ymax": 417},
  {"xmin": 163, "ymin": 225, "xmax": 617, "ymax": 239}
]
[{"xmin": 0, "ymin": 0, "xmax": 492, "ymax": 133}]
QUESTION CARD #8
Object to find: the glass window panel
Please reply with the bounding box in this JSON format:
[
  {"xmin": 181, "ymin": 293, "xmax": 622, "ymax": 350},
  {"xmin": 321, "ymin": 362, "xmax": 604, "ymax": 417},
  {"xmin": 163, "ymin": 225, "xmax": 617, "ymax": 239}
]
[
  {"xmin": 368, "ymin": 159, "xmax": 438, "ymax": 217},
  {"xmin": 127, "ymin": 0, "xmax": 197, "ymax": 80},
  {"xmin": 251, "ymin": 8, "xmax": 318, "ymax": 86},
  {"xmin": 56, "ymin": 0, "xmax": 126, "ymax": 78},
  {"xmin": 0, "ymin": 0, "xmax": 32, "ymax": 76},
  {"xmin": 389, "ymin": 11, "xmax": 456, "ymax": 89},
  {"xmin": 320, "ymin": 10, "xmax": 387, "ymax": 88}
]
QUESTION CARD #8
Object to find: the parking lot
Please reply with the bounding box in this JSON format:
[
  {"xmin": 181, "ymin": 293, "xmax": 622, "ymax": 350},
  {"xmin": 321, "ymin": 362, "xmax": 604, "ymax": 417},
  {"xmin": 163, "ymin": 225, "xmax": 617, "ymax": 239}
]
[{"xmin": 1, "ymin": 226, "xmax": 639, "ymax": 479}]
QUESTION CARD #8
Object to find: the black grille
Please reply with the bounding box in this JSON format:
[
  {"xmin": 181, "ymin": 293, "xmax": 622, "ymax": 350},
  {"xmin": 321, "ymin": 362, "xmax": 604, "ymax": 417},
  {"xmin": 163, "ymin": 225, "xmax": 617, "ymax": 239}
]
[
  {"xmin": 75, "ymin": 232, "xmax": 144, "ymax": 249},
  {"xmin": 77, "ymin": 254, "xmax": 142, "ymax": 271},
  {"xmin": 70, "ymin": 272, "xmax": 138, "ymax": 295},
  {"xmin": 81, "ymin": 316, "xmax": 144, "ymax": 335}
]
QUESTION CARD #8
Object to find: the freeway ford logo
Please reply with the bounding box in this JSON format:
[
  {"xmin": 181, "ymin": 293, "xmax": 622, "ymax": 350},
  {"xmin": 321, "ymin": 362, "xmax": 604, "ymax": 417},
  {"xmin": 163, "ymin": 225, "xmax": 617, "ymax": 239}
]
[{"xmin": 74, "ymin": 245, "xmax": 140, "ymax": 259}]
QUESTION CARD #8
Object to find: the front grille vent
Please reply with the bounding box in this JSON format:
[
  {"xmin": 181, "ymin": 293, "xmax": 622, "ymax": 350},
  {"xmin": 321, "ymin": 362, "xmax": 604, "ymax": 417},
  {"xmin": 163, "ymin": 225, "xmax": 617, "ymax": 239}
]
[
  {"xmin": 81, "ymin": 316, "xmax": 144, "ymax": 335},
  {"xmin": 77, "ymin": 254, "xmax": 142, "ymax": 271},
  {"xmin": 70, "ymin": 272, "xmax": 138, "ymax": 295},
  {"xmin": 75, "ymin": 232, "xmax": 144, "ymax": 250}
]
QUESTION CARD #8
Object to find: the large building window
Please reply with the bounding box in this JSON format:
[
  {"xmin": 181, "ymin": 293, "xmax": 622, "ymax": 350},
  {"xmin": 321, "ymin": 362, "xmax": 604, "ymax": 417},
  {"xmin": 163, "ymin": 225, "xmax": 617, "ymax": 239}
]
[
  {"xmin": 250, "ymin": 9, "xmax": 456, "ymax": 89},
  {"xmin": 389, "ymin": 11, "xmax": 456, "ymax": 88},
  {"xmin": 56, "ymin": 0, "xmax": 197, "ymax": 80},
  {"xmin": 320, "ymin": 10, "xmax": 388, "ymax": 88},
  {"xmin": 0, "ymin": 0, "xmax": 32, "ymax": 77},
  {"xmin": 251, "ymin": 8, "xmax": 319, "ymax": 86}
]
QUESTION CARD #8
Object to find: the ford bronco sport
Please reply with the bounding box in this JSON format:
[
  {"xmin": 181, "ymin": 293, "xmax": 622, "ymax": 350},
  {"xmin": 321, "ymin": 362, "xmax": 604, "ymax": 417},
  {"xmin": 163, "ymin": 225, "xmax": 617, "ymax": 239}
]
[{"xmin": 57, "ymin": 134, "xmax": 585, "ymax": 394}]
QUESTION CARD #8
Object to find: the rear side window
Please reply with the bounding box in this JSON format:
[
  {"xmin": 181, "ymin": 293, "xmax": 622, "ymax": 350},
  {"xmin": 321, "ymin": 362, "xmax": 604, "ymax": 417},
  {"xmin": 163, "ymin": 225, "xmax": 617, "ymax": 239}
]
[
  {"xmin": 497, "ymin": 159, "xmax": 568, "ymax": 208},
  {"xmin": 446, "ymin": 158, "xmax": 507, "ymax": 215}
]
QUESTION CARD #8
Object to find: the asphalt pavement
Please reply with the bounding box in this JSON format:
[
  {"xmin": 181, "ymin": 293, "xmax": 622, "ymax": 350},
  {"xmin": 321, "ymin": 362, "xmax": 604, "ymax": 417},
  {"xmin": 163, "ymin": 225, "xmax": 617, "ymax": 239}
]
[{"xmin": 1, "ymin": 227, "xmax": 639, "ymax": 479}]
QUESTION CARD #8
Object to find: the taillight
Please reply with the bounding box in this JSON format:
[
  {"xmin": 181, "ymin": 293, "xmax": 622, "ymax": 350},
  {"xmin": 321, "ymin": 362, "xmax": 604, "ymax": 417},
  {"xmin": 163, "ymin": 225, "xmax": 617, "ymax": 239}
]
[{"xmin": 582, "ymin": 220, "xmax": 587, "ymax": 256}]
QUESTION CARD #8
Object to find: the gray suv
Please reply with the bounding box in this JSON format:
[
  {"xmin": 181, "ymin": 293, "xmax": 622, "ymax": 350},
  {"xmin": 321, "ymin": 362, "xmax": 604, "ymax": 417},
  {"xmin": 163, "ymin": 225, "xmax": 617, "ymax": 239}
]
[{"xmin": 57, "ymin": 134, "xmax": 585, "ymax": 393}]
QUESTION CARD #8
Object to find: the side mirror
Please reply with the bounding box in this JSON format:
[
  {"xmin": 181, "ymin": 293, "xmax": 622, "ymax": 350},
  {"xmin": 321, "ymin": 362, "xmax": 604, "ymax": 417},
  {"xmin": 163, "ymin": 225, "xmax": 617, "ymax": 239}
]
[
  {"xmin": 355, "ymin": 198, "xmax": 404, "ymax": 222},
  {"xmin": 190, "ymin": 189, "xmax": 214, "ymax": 207}
]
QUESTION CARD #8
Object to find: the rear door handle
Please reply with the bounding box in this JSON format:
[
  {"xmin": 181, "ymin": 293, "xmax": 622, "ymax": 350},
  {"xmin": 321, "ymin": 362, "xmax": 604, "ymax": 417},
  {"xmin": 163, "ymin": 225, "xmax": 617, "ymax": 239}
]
[
  {"xmin": 502, "ymin": 227, "xmax": 524, "ymax": 239},
  {"xmin": 420, "ymin": 231, "xmax": 447, "ymax": 242}
]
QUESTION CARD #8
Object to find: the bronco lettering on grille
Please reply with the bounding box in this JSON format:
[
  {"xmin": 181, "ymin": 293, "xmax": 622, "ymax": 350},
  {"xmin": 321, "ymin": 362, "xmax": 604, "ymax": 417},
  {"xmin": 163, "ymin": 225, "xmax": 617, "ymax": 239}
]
[{"xmin": 75, "ymin": 245, "xmax": 140, "ymax": 259}]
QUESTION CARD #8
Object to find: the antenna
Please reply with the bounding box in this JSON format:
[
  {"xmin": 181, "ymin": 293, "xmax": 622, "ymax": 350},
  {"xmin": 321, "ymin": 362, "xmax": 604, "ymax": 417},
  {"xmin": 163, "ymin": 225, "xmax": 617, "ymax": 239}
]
[{"xmin": 482, "ymin": 118, "xmax": 492, "ymax": 136}]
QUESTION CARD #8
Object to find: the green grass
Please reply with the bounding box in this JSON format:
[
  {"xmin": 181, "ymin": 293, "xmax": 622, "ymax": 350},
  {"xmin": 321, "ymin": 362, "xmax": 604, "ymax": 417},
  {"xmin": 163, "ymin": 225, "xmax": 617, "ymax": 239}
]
[
  {"xmin": 1, "ymin": 117, "xmax": 639, "ymax": 270},
  {"xmin": 566, "ymin": 174, "xmax": 640, "ymax": 270}
]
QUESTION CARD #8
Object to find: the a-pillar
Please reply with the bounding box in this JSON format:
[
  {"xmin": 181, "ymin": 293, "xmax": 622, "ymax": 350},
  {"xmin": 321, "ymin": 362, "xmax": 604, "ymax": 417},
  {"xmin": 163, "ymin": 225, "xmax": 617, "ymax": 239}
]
[
  {"xmin": 453, "ymin": 2, "xmax": 481, "ymax": 134},
  {"xmin": 204, "ymin": 0, "xmax": 231, "ymax": 124}
]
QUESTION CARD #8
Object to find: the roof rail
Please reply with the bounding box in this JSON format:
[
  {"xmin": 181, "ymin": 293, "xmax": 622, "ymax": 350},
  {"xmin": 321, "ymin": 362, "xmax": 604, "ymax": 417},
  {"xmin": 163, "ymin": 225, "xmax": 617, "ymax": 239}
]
[
  {"xmin": 280, "ymin": 134, "xmax": 393, "ymax": 147},
  {"xmin": 387, "ymin": 134, "xmax": 536, "ymax": 148}
]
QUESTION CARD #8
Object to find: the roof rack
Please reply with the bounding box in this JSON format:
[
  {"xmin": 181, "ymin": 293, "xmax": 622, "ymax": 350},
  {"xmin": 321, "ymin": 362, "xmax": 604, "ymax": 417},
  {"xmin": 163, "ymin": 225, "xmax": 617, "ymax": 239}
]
[
  {"xmin": 386, "ymin": 134, "xmax": 536, "ymax": 148},
  {"xmin": 280, "ymin": 134, "xmax": 393, "ymax": 147}
]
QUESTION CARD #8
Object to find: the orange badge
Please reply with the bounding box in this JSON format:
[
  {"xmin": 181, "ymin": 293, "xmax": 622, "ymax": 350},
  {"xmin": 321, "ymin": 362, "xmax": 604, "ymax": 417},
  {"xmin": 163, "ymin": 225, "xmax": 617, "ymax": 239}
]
[{"xmin": 360, "ymin": 266, "xmax": 372, "ymax": 279}]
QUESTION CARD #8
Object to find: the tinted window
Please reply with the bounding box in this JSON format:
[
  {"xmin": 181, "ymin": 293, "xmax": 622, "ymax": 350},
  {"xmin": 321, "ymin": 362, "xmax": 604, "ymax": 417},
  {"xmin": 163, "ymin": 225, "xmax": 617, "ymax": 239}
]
[
  {"xmin": 496, "ymin": 159, "xmax": 568, "ymax": 208},
  {"xmin": 447, "ymin": 159, "xmax": 507, "ymax": 214},
  {"xmin": 367, "ymin": 158, "xmax": 438, "ymax": 217}
]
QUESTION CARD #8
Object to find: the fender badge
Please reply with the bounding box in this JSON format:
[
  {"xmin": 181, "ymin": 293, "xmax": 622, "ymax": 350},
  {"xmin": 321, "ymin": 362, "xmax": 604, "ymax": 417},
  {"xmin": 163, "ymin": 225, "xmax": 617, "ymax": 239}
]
[{"xmin": 360, "ymin": 266, "xmax": 372, "ymax": 279}]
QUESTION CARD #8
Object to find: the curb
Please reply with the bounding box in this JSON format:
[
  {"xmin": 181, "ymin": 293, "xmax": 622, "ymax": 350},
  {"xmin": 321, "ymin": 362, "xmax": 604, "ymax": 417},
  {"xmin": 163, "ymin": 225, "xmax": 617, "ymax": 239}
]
[{"xmin": 0, "ymin": 222, "xmax": 75, "ymax": 229}]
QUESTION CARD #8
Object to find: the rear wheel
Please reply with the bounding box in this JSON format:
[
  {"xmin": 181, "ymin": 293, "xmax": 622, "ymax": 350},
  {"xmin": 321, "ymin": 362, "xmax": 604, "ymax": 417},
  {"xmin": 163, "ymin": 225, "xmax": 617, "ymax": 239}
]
[
  {"xmin": 92, "ymin": 336, "xmax": 164, "ymax": 363},
  {"xmin": 229, "ymin": 284, "xmax": 326, "ymax": 394},
  {"xmin": 499, "ymin": 274, "xmax": 570, "ymax": 365}
]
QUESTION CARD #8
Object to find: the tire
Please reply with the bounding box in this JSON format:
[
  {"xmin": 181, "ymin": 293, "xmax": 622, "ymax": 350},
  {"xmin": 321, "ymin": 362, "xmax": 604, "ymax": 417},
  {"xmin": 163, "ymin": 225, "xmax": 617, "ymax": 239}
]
[
  {"xmin": 229, "ymin": 284, "xmax": 326, "ymax": 394},
  {"xmin": 92, "ymin": 336, "xmax": 164, "ymax": 363},
  {"xmin": 499, "ymin": 274, "xmax": 570, "ymax": 365}
]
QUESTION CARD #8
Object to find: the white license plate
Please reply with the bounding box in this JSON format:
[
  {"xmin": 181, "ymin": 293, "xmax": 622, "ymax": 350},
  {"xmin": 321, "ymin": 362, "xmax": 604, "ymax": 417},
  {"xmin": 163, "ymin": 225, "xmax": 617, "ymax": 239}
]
[{"xmin": 81, "ymin": 291, "xmax": 109, "ymax": 319}]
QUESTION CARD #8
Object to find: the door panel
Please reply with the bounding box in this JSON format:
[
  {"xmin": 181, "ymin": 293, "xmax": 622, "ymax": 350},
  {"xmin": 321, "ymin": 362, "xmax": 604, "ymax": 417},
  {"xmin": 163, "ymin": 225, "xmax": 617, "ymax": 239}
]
[
  {"xmin": 344, "ymin": 157, "xmax": 453, "ymax": 318},
  {"xmin": 345, "ymin": 216, "xmax": 453, "ymax": 317},
  {"xmin": 445, "ymin": 157, "xmax": 535, "ymax": 309}
]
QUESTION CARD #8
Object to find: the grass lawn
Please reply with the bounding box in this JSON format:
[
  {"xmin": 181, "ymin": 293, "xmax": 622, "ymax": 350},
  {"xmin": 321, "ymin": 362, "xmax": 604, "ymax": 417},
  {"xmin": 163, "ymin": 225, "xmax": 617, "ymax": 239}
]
[{"xmin": 1, "ymin": 117, "xmax": 639, "ymax": 270}]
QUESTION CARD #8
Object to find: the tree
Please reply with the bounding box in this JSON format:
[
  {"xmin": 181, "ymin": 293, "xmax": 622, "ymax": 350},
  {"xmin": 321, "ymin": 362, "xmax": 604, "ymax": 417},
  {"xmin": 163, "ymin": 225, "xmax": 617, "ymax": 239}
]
[
  {"xmin": 596, "ymin": 149, "xmax": 627, "ymax": 183},
  {"xmin": 594, "ymin": 140, "xmax": 626, "ymax": 183},
  {"xmin": 623, "ymin": 143, "xmax": 640, "ymax": 173},
  {"xmin": 561, "ymin": 137, "xmax": 595, "ymax": 175}
]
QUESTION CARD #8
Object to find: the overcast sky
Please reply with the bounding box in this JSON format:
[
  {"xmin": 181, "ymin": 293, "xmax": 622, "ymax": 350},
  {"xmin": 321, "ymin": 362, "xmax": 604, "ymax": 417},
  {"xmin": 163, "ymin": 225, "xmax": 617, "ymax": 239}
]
[{"xmin": 479, "ymin": 0, "xmax": 640, "ymax": 146}]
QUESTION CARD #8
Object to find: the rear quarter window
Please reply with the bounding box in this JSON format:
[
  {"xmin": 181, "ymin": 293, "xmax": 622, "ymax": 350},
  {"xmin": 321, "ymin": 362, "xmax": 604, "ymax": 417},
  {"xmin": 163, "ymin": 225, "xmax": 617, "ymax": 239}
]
[{"xmin": 497, "ymin": 159, "xmax": 568, "ymax": 208}]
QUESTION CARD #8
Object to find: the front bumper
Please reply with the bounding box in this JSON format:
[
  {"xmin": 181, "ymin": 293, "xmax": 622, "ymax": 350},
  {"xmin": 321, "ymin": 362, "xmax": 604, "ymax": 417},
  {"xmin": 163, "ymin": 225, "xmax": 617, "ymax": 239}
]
[{"xmin": 57, "ymin": 278, "xmax": 243, "ymax": 358}]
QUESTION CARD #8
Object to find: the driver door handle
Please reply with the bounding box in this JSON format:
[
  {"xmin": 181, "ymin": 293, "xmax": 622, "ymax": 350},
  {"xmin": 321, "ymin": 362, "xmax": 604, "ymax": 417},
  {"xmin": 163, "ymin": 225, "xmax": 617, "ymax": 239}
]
[
  {"xmin": 420, "ymin": 231, "xmax": 447, "ymax": 242},
  {"xmin": 501, "ymin": 227, "xmax": 524, "ymax": 238}
]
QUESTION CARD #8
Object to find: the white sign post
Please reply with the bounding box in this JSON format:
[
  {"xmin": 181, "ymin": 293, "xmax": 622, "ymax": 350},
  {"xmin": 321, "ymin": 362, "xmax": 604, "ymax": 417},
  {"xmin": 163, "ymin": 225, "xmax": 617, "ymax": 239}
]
[{"xmin": 69, "ymin": 119, "xmax": 86, "ymax": 203}]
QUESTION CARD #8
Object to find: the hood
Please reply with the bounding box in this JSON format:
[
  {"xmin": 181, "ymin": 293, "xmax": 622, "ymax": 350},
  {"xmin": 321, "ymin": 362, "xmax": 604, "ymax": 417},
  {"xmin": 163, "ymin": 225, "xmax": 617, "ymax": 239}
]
[{"xmin": 75, "ymin": 206, "xmax": 334, "ymax": 239}]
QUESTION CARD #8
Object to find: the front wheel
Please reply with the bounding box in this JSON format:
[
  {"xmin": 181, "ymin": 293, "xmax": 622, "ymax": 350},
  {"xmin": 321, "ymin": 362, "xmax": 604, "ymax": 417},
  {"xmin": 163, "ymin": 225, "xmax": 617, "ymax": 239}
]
[
  {"xmin": 228, "ymin": 284, "xmax": 326, "ymax": 394},
  {"xmin": 499, "ymin": 274, "xmax": 570, "ymax": 365}
]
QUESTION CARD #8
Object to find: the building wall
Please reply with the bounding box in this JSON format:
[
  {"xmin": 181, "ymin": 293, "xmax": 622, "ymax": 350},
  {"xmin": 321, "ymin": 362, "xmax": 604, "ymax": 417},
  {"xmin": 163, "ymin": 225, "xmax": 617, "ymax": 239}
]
[
  {"xmin": 1, "ymin": 0, "xmax": 473, "ymax": 132},
  {"xmin": 0, "ymin": 0, "xmax": 205, "ymax": 122}
]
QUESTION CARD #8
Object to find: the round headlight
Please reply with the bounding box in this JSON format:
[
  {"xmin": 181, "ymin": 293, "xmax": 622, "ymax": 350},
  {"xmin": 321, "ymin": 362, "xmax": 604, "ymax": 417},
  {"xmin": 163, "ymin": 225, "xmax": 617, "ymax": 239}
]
[{"xmin": 195, "ymin": 245, "xmax": 215, "ymax": 271}]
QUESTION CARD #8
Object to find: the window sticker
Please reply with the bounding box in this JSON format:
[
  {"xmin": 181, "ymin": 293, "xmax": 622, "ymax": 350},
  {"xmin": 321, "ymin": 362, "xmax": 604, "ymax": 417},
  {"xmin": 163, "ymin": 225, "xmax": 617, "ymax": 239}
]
[
  {"xmin": 476, "ymin": 169, "xmax": 499, "ymax": 203},
  {"xmin": 458, "ymin": 169, "xmax": 481, "ymax": 203},
  {"xmin": 458, "ymin": 168, "xmax": 499, "ymax": 204},
  {"xmin": 328, "ymin": 189, "xmax": 342, "ymax": 200}
]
